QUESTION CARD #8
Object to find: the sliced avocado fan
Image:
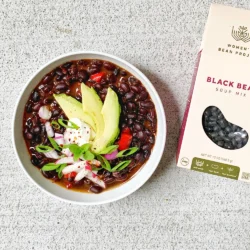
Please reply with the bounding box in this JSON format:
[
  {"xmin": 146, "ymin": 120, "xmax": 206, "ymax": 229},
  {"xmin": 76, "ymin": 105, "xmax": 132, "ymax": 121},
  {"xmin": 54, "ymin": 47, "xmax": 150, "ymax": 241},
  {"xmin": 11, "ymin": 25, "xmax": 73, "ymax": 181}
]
[
  {"xmin": 53, "ymin": 94, "xmax": 96, "ymax": 131},
  {"xmin": 91, "ymin": 88, "xmax": 121, "ymax": 153},
  {"xmin": 81, "ymin": 83, "xmax": 104, "ymax": 140}
]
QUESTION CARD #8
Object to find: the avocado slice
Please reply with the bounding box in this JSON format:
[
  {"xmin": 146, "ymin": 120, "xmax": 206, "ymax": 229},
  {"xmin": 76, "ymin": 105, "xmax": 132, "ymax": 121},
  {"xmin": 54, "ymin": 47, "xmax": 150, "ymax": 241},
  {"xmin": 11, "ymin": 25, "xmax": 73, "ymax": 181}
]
[
  {"xmin": 92, "ymin": 88, "xmax": 121, "ymax": 153},
  {"xmin": 81, "ymin": 84, "xmax": 104, "ymax": 139},
  {"xmin": 53, "ymin": 94, "xmax": 96, "ymax": 131}
]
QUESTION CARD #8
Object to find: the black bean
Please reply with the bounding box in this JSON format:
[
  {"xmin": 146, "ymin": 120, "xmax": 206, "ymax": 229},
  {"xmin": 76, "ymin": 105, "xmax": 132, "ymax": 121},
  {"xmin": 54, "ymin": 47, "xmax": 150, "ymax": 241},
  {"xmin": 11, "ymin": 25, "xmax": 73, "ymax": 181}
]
[
  {"xmin": 149, "ymin": 135, "xmax": 155, "ymax": 144},
  {"xmin": 52, "ymin": 109, "xmax": 60, "ymax": 117},
  {"xmin": 137, "ymin": 115, "xmax": 144, "ymax": 121},
  {"xmin": 74, "ymin": 179, "xmax": 85, "ymax": 187},
  {"xmin": 34, "ymin": 135, "xmax": 42, "ymax": 144},
  {"xmin": 68, "ymin": 65, "xmax": 78, "ymax": 75},
  {"xmin": 113, "ymin": 68, "xmax": 120, "ymax": 76},
  {"xmin": 107, "ymin": 73, "xmax": 116, "ymax": 83},
  {"xmin": 139, "ymin": 108, "xmax": 148, "ymax": 115},
  {"xmin": 103, "ymin": 176, "xmax": 115, "ymax": 184},
  {"xmin": 25, "ymin": 132, "xmax": 33, "ymax": 140},
  {"xmin": 88, "ymin": 66, "xmax": 100, "ymax": 75},
  {"xmin": 135, "ymin": 152, "xmax": 143, "ymax": 162},
  {"xmin": 94, "ymin": 83, "xmax": 102, "ymax": 90},
  {"xmin": 26, "ymin": 103, "xmax": 32, "ymax": 113},
  {"xmin": 134, "ymin": 122, "xmax": 143, "ymax": 131},
  {"xmin": 120, "ymin": 83, "xmax": 130, "ymax": 93},
  {"xmin": 42, "ymin": 170, "xmax": 56, "ymax": 179},
  {"xmin": 128, "ymin": 119, "xmax": 134, "ymax": 125},
  {"xmin": 209, "ymin": 116, "xmax": 217, "ymax": 122},
  {"xmin": 120, "ymin": 70, "xmax": 127, "ymax": 76},
  {"xmin": 235, "ymin": 136, "xmax": 242, "ymax": 143},
  {"xmin": 217, "ymin": 141, "xmax": 224, "ymax": 147},
  {"xmin": 33, "ymin": 126, "xmax": 41, "ymax": 134},
  {"xmin": 89, "ymin": 185, "xmax": 103, "ymax": 194},
  {"xmin": 218, "ymin": 130, "xmax": 225, "ymax": 137},
  {"xmin": 224, "ymin": 142, "xmax": 233, "ymax": 149},
  {"xmin": 55, "ymin": 68, "xmax": 63, "ymax": 76},
  {"xmin": 128, "ymin": 76, "xmax": 139, "ymax": 86},
  {"xmin": 140, "ymin": 101, "xmax": 154, "ymax": 109},
  {"xmin": 83, "ymin": 178, "xmax": 91, "ymax": 185},
  {"xmin": 55, "ymin": 83, "xmax": 68, "ymax": 91},
  {"xmin": 142, "ymin": 144, "xmax": 151, "ymax": 151},
  {"xmin": 63, "ymin": 62, "xmax": 72, "ymax": 68},
  {"xmin": 127, "ymin": 102, "xmax": 136, "ymax": 111},
  {"xmin": 42, "ymin": 75, "xmax": 52, "ymax": 85},
  {"xmin": 115, "ymin": 173, "xmax": 128, "ymax": 181},
  {"xmin": 136, "ymin": 131, "xmax": 145, "ymax": 139},
  {"xmin": 131, "ymin": 86, "xmax": 139, "ymax": 93},
  {"xmin": 77, "ymin": 70, "xmax": 89, "ymax": 82},
  {"xmin": 138, "ymin": 91, "xmax": 148, "ymax": 101},
  {"xmin": 207, "ymin": 121, "xmax": 217, "ymax": 127},
  {"xmin": 127, "ymin": 113, "xmax": 137, "ymax": 119},
  {"xmin": 125, "ymin": 92, "xmax": 135, "ymax": 100},
  {"xmin": 103, "ymin": 61, "xmax": 115, "ymax": 71},
  {"xmin": 224, "ymin": 126, "xmax": 232, "ymax": 133},
  {"xmin": 31, "ymin": 155, "xmax": 39, "ymax": 166},
  {"xmin": 32, "ymin": 91, "xmax": 40, "ymax": 102}
]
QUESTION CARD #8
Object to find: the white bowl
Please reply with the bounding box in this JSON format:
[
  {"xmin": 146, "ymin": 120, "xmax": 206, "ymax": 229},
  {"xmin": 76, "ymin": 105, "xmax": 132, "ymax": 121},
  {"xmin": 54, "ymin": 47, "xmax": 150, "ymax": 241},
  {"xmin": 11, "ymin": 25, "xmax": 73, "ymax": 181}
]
[{"xmin": 12, "ymin": 51, "xmax": 167, "ymax": 205}]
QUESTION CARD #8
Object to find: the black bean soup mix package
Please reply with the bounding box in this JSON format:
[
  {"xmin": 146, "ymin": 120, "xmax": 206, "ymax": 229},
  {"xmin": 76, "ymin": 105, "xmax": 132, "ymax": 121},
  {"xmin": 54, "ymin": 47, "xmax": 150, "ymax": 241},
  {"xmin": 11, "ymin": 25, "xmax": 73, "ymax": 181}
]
[{"xmin": 177, "ymin": 4, "xmax": 250, "ymax": 182}]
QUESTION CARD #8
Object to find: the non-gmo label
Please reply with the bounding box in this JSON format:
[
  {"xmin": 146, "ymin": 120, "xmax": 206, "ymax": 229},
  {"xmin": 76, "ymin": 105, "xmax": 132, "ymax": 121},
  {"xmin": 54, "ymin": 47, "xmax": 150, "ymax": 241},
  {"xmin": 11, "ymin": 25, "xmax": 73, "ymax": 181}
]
[{"xmin": 191, "ymin": 157, "xmax": 240, "ymax": 180}]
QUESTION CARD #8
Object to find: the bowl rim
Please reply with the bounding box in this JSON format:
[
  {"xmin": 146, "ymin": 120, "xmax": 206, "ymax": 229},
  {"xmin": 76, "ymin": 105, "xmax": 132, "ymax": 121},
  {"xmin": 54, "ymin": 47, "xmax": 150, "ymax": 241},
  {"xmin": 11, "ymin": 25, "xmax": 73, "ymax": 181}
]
[{"xmin": 12, "ymin": 51, "xmax": 167, "ymax": 205}]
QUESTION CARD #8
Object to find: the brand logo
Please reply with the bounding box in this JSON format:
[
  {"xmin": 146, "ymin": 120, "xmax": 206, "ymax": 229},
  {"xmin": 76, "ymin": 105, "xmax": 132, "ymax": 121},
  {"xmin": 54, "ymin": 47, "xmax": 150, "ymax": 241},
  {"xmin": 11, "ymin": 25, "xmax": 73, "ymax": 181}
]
[
  {"xmin": 231, "ymin": 26, "xmax": 250, "ymax": 43},
  {"xmin": 196, "ymin": 160, "xmax": 204, "ymax": 167}
]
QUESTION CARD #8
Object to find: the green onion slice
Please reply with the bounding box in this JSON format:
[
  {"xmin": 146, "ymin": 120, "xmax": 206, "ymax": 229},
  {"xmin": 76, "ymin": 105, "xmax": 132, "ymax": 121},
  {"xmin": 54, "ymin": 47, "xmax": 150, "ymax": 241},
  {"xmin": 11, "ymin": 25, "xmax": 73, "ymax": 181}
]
[
  {"xmin": 48, "ymin": 137, "xmax": 61, "ymax": 151},
  {"xmin": 116, "ymin": 147, "xmax": 139, "ymax": 158},
  {"xmin": 83, "ymin": 151, "xmax": 95, "ymax": 160},
  {"xmin": 51, "ymin": 121, "xmax": 60, "ymax": 129},
  {"xmin": 111, "ymin": 160, "xmax": 131, "ymax": 172},
  {"xmin": 41, "ymin": 163, "xmax": 61, "ymax": 171},
  {"xmin": 36, "ymin": 145, "xmax": 53, "ymax": 153},
  {"xmin": 96, "ymin": 155, "xmax": 111, "ymax": 171},
  {"xmin": 58, "ymin": 119, "xmax": 79, "ymax": 129}
]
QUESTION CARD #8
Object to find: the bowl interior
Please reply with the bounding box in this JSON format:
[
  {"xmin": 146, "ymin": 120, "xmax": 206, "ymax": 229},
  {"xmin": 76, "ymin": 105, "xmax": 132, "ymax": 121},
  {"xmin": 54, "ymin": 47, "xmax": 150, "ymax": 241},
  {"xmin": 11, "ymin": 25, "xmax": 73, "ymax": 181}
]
[{"xmin": 13, "ymin": 52, "xmax": 166, "ymax": 205}]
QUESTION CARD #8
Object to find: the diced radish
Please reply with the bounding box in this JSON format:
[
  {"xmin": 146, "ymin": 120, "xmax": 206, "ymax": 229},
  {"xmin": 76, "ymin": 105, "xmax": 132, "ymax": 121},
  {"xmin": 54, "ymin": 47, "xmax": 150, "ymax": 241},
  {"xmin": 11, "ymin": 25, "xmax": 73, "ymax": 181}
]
[
  {"xmin": 44, "ymin": 149, "xmax": 60, "ymax": 159},
  {"xmin": 54, "ymin": 133, "xmax": 63, "ymax": 139},
  {"xmin": 38, "ymin": 106, "xmax": 52, "ymax": 120},
  {"xmin": 62, "ymin": 148, "xmax": 72, "ymax": 157},
  {"xmin": 74, "ymin": 169, "xmax": 89, "ymax": 181},
  {"xmin": 90, "ymin": 159, "xmax": 101, "ymax": 166},
  {"xmin": 45, "ymin": 122, "xmax": 54, "ymax": 137},
  {"xmin": 104, "ymin": 150, "xmax": 118, "ymax": 160},
  {"xmin": 62, "ymin": 161, "xmax": 87, "ymax": 175},
  {"xmin": 56, "ymin": 157, "xmax": 75, "ymax": 164},
  {"xmin": 86, "ymin": 172, "xmax": 106, "ymax": 189},
  {"xmin": 85, "ymin": 164, "xmax": 92, "ymax": 171},
  {"xmin": 54, "ymin": 133, "xmax": 64, "ymax": 145}
]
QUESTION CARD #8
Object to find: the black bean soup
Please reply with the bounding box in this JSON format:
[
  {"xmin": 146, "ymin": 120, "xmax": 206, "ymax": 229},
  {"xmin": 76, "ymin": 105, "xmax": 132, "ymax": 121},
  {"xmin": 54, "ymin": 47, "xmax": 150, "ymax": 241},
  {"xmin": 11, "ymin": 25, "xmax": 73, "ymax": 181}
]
[{"xmin": 23, "ymin": 59, "xmax": 157, "ymax": 193}]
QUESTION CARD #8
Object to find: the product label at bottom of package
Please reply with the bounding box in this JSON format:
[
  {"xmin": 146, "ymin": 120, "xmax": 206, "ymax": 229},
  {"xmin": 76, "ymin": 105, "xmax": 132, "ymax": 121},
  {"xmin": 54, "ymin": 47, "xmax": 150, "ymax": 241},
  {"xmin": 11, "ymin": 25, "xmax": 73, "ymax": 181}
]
[{"xmin": 191, "ymin": 157, "xmax": 240, "ymax": 180}]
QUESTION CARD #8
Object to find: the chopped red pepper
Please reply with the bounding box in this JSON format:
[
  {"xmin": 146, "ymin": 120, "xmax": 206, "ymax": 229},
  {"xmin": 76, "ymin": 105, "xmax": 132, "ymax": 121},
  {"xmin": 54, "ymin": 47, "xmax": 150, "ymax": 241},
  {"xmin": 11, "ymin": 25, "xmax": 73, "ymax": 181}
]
[
  {"xmin": 90, "ymin": 72, "xmax": 105, "ymax": 83},
  {"xmin": 64, "ymin": 171, "xmax": 77, "ymax": 179},
  {"xmin": 118, "ymin": 127, "xmax": 133, "ymax": 150}
]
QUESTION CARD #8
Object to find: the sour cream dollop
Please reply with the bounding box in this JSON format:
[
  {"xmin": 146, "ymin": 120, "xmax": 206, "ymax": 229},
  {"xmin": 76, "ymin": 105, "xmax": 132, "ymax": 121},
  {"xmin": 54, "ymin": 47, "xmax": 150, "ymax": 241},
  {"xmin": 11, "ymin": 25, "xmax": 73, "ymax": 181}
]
[{"xmin": 63, "ymin": 118, "xmax": 91, "ymax": 146}]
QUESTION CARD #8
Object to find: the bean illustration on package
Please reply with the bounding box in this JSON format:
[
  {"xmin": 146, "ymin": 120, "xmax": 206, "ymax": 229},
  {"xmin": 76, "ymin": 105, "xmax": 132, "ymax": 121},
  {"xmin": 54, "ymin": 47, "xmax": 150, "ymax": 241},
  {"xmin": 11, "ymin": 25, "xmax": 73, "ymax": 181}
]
[{"xmin": 202, "ymin": 106, "xmax": 248, "ymax": 149}]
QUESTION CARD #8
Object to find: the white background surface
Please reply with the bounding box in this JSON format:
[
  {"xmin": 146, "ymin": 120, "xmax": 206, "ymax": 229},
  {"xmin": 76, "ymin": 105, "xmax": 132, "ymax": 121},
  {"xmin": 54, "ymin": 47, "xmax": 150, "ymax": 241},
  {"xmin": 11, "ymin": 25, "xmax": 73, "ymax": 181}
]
[{"xmin": 1, "ymin": 0, "xmax": 250, "ymax": 249}]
